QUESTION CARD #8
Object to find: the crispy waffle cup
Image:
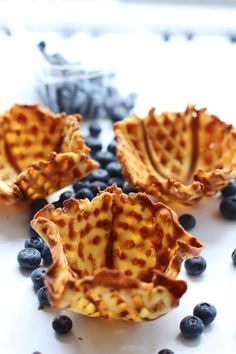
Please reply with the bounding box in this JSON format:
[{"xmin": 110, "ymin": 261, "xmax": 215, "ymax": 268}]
[
  {"xmin": 114, "ymin": 105, "xmax": 236, "ymax": 205},
  {"xmin": 32, "ymin": 185, "xmax": 203, "ymax": 321},
  {"xmin": 0, "ymin": 104, "xmax": 99, "ymax": 203}
]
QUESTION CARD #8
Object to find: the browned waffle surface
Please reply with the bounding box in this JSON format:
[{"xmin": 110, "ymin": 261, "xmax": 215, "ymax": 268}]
[
  {"xmin": 0, "ymin": 104, "xmax": 98, "ymax": 202},
  {"xmin": 114, "ymin": 105, "xmax": 236, "ymax": 204},
  {"xmin": 32, "ymin": 185, "xmax": 203, "ymax": 321}
]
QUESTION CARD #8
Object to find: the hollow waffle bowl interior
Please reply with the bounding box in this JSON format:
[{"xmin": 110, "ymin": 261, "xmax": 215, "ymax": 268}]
[
  {"xmin": 32, "ymin": 185, "xmax": 203, "ymax": 322},
  {"xmin": 0, "ymin": 104, "xmax": 98, "ymax": 203},
  {"xmin": 114, "ymin": 105, "xmax": 236, "ymax": 205}
]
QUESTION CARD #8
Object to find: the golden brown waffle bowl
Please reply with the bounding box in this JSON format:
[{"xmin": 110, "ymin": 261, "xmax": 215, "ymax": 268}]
[
  {"xmin": 114, "ymin": 105, "xmax": 236, "ymax": 205},
  {"xmin": 31, "ymin": 185, "xmax": 203, "ymax": 322},
  {"xmin": 0, "ymin": 104, "xmax": 99, "ymax": 203}
]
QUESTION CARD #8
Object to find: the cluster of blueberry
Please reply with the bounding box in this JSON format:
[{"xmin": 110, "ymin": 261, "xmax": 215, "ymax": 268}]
[{"xmin": 38, "ymin": 41, "xmax": 136, "ymax": 119}]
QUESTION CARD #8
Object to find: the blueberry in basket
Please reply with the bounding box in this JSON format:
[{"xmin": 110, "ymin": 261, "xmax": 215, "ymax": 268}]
[
  {"xmin": 193, "ymin": 302, "xmax": 217, "ymax": 325},
  {"xmin": 52, "ymin": 315, "xmax": 73, "ymax": 335},
  {"xmin": 180, "ymin": 315, "xmax": 204, "ymax": 339},
  {"xmin": 184, "ymin": 256, "xmax": 207, "ymax": 276},
  {"xmin": 219, "ymin": 195, "xmax": 236, "ymax": 220},
  {"xmin": 17, "ymin": 248, "xmax": 41, "ymax": 270}
]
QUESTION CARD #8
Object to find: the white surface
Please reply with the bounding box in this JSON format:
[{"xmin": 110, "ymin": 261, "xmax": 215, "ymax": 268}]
[
  {"xmin": 1, "ymin": 193, "xmax": 236, "ymax": 354},
  {"xmin": 1, "ymin": 32, "xmax": 236, "ymax": 354}
]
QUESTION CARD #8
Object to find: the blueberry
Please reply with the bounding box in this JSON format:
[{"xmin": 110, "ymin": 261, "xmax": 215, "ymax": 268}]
[
  {"xmin": 108, "ymin": 177, "xmax": 124, "ymax": 188},
  {"xmin": 17, "ymin": 248, "xmax": 41, "ymax": 270},
  {"xmin": 158, "ymin": 350, "xmax": 175, "ymax": 354},
  {"xmin": 31, "ymin": 267, "xmax": 47, "ymax": 290},
  {"xmin": 29, "ymin": 225, "xmax": 40, "ymax": 238},
  {"xmin": 89, "ymin": 181, "xmax": 107, "ymax": 195},
  {"xmin": 184, "ymin": 256, "xmax": 207, "ymax": 276},
  {"xmin": 59, "ymin": 191, "xmax": 73, "ymax": 203},
  {"xmin": 73, "ymin": 180, "xmax": 90, "ymax": 193},
  {"xmin": 37, "ymin": 286, "xmax": 50, "ymax": 307},
  {"xmin": 89, "ymin": 122, "xmax": 102, "ymax": 137},
  {"xmin": 88, "ymin": 169, "xmax": 110, "ymax": 183},
  {"xmin": 94, "ymin": 151, "xmax": 116, "ymax": 168},
  {"xmin": 221, "ymin": 180, "xmax": 236, "ymax": 197},
  {"xmin": 107, "ymin": 140, "xmax": 116, "ymax": 155},
  {"xmin": 52, "ymin": 315, "xmax": 73, "ymax": 335},
  {"xmin": 52, "ymin": 200, "xmax": 63, "ymax": 209},
  {"xmin": 106, "ymin": 161, "xmax": 122, "ymax": 177},
  {"xmin": 25, "ymin": 236, "xmax": 45, "ymax": 252},
  {"xmin": 122, "ymin": 181, "xmax": 138, "ymax": 194},
  {"xmin": 180, "ymin": 315, "xmax": 204, "ymax": 339},
  {"xmin": 220, "ymin": 196, "xmax": 236, "ymax": 220},
  {"xmin": 193, "ymin": 303, "xmax": 217, "ymax": 325},
  {"xmin": 232, "ymin": 249, "xmax": 236, "ymax": 265},
  {"xmin": 41, "ymin": 244, "xmax": 53, "ymax": 266},
  {"xmin": 29, "ymin": 199, "xmax": 48, "ymax": 220},
  {"xmin": 76, "ymin": 188, "xmax": 94, "ymax": 200},
  {"xmin": 110, "ymin": 104, "xmax": 128, "ymax": 122},
  {"xmin": 84, "ymin": 136, "xmax": 102, "ymax": 153},
  {"xmin": 178, "ymin": 214, "xmax": 196, "ymax": 231}
]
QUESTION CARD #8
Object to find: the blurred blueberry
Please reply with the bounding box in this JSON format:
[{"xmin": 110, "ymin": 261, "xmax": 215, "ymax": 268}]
[
  {"xmin": 76, "ymin": 188, "xmax": 94, "ymax": 200},
  {"xmin": 108, "ymin": 177, "xmax": 124, "ymax": 188},
  {"xmin": 94, "ymin": 151, "xmax": 116, "ymax": 168}
]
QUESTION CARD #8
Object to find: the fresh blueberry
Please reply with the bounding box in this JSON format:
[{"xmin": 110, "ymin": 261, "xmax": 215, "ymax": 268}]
[
  {"xmin": 221, "ymin": 180, "xmax": 236, "ymax": 197},
  {"xmin": 88, "ymin": 169, "xmax": 110, "ymax": 183},
  {"xmin": 193, "ymin": 303, "xmax": 217, "ymax": 325},
  {"xmin": 29, "ymin": 225, "xmax": 41, "ymax": 238},
  {"xmin": 31, "ymin": 267, "xmax": 47, "ymax": 290},
  {"xmin": 17, "ymin": 248, "xmax": 41, "ymax": 270},
  {"xmin": 106, "ymin": 161, "xmax": 122, "ymax": 177},
  {"xmin": 37, "ymin": 286, "xmax": 50, "ymax": 307},
  {"xmin": 110, "ymin": 104, "xmax": 128, "ymax": 122},
  {"xmin": 41, "ymin": 244, "xmax": 53, "ymax": 266},
  {"xmin": 76, "ymin": 188, "xmax": 94, "ymax": 200},
  {"xmin": 108, "ymin": 177, "xmax": 124, "ymax": 188},
  {"xmin": 59, "ymin": 190, "xmax": 73, "ymax": 203},
  {"xmin": 89, "ymin": 122, "xmax": 102, "ymax": 137},
  {"xmin": 52, "ymin": 200, "xmax": 63, "ymax": 209},
  {"xmin": 231, "ymin": 249, "xmax": 236, "ymax": 265},
  {"xmin": 52, "ymin": 315, "xmax": 73, "ymax": 335},
  {"xmin": 184, "ymin": 256, "xmax": 207, "ymax": 276},
  {"xmin": 122, "ymin": 181, "xmax": 138, "ymax": 194},
  {"xmin": 89, "ymin": 181, "xmax": 107, "ymax": 195},
  {"xmin": 107, "ymin": 140, "xmax": 116, "ymax": 155},
  {"xmin": 25, "ymin": 236, "xmax": 45, "ymax": 252},
  {"xmin": 72, "ymin": 180, "xmax": 90, "ymax": 193},
  {"xmin": 94, "ymin": 151, "xmax": 116, "ymax": 168},
  {"xmin": 220, "ymin": 196, "xmax": 236, "ymax": 220},
  {"xmin": 180, "ymin": 315, "xmax": 204, "ymax": 339},
  {"xmin": 157, "ymin": 350, "xmax": 175, "ymax": 354},
  {"xmin": 84, "ymin": 136, "xmax": 102, "ymax": 153},
  {"xmin": 29, "ymin": 199, "xmax": 48, "ymax": 220},
  {"xmin": 178, "ymin": 214, "xmax": 196, "ymax": 231}
]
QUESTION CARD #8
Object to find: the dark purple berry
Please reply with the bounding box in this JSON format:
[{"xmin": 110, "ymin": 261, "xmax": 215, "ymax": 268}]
[
  {"xmin": 221, "ymin": 180, "xmax": 236, "ymax": 197},
  {"xmin": 41, "ymin": 244, "xmax": 53, "ymax": 266},
  {"xmin": 59, "ymin": 191, "xmax": 73, "ymax": 202},
  {"xmin": 52, "ymin": 315, "xmax": 73, "ymax": 335},
  {"xmin": 220, "ymin": 196, "xmax": 236, "ymax": 220},
  {"xmin": 37, "ymin": 286, "xmax": 50, "ymax": 307},
  {"xmin": 158, "ymin": 350, "xmax": 175, "ymax": 354},
  {"xmin": 76, "ymin": 188, "xmax": 94, "ymax": 200},
  {"xmin": 94, "ymin": 151, "xmax": 116, "ymax": 167},
  {"xmin": 89, "ymin": 181, "xmax": 107, "ymax": 195},
  {"xmin": 89, "ymin": 122, "xmax": 102, "ymax": 137},
  {"xmin": 232, "ymin": 249, "xmax": 236, "ymax": 265},
  {"xmin": 88, "ymin": 168, "xmax": 110, "ymax": 183},
  {"xmin": 108, "ymin": 177, "xmax": 124, "ymax": 188},
  {"xmin": 107, "ymin": 140, "xmax": 116, "ymax": 155},
  {"xmin": 178, "ymin": 214, "xmax": 196, "ymax": 231},
  {"xmin": 17, "ymin": 248, "xmax": 41, "ymax": 270},
  {"xmin": 29, "ymin": 199, "xmax": 48, "ymax": 220},
  {"xmin": 31, "ymin": 267, "xmax": 47, "ymax": 290},
  {"xmin": 180, "ymin": 315, "xmax": 204, "ymax": 339},
  {"xmin": 72, "ymin": 180, "xmax": 90, "ymax": 193},
  {"xmin": 25, "ymin": 236, "xmax": 45, "ymax": 252},
  {"xmin": 184, "ymin": 256, "xmax": 207, "ymax": 276},
  {"xmin": 106, "ymin": 161, "xmax": 122, "ymax": 177},
  {"xmin": 193, "ymin": 302, "xmax": 217, "ymax": 325},
  {"xmin": 84, "ymin": 136, "xmax": 102, "ymax": 153}
]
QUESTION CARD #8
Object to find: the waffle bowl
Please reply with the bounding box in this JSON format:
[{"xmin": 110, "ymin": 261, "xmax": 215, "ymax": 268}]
[
  {"xmin": 0, "ymin": 104, "xmax": 99, "ymax": 203},
  {"xmin": 31, "ymin": 185, "xmax": 203, "ymax": 322},
  {"xmin": 114, "ymin": 105, "xmax": 236, "ymax": 205}
]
